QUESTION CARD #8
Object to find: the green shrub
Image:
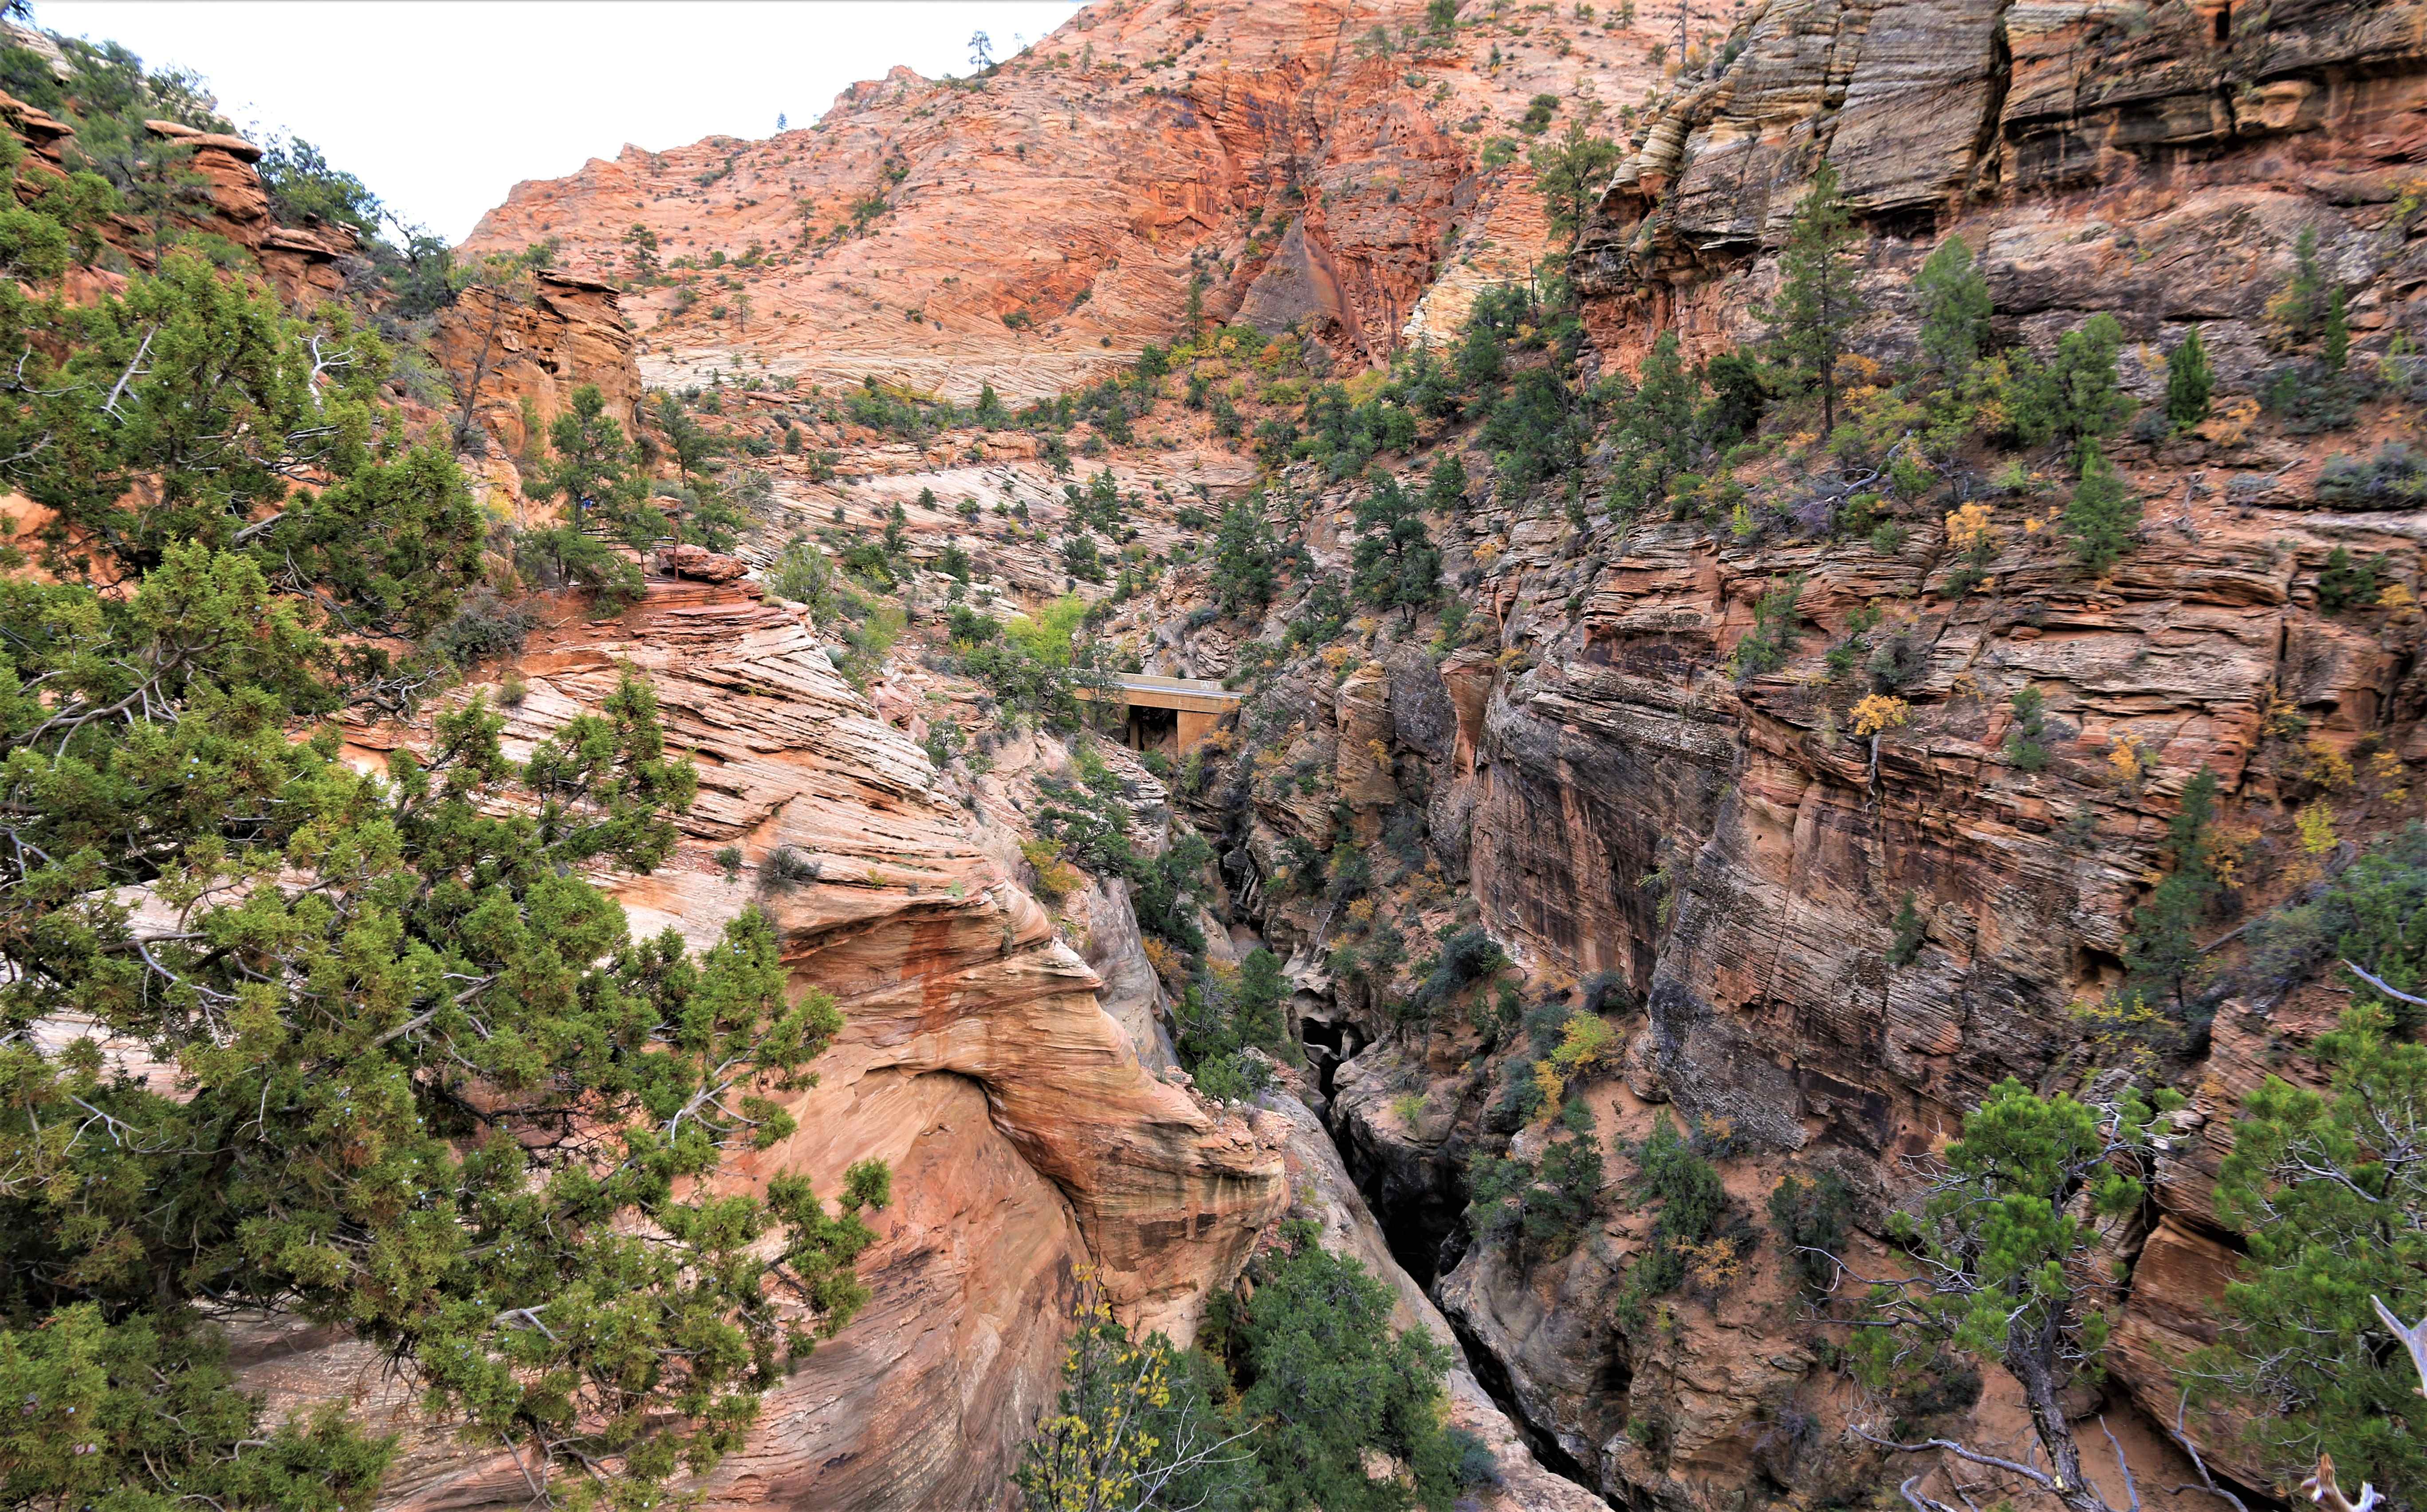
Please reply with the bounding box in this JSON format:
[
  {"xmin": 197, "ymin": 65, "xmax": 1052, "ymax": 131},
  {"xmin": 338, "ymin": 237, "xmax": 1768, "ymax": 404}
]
[
  {"xmin": 1767, "ymin": 1168, "xmax": 1854, "ymax": 1295},
  {"xmin": 2064, "ymin": 442, "xmax": 2137, "ymax": 572}
]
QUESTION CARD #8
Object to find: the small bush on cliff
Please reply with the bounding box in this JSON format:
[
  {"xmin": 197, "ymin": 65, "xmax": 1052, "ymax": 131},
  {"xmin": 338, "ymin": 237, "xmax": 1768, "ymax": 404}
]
[
  {"xmin": 1730, "ymin": 575, "xmax": 1804, "ymax": 681},
  {"xmin": 2003, "ymin": 683, "xmax": 2051, "ymax": 771},
  {"xmin": 1017, "ymin": 1275, "xmax": 1264, "ymax": 1512},
  {"xmin": 1886, "ymin": 891, "xmax": 1926, "ymax": 966},
  {"xmin": 2164, "ymin": 325, "xmax": 2214, "ymax": 430},
  {"xmin": 2317, "ymin": 546, "xmax": 2389, "ymax": 613},
  {"xmin": 1913, "ymin": 235, "xmax": 1992, "ymax": 373},
  {"xmin": 1767, "ymin": 1168, "xmax": 1854, "ymax": 1296},
  {"xmin": 2064, "ymin": 442, "xmax": 2138, "ymax": 573},
  {"xmin": 1612, "ymin": 1114, "xmax": 1744, "ymax": 1320},
  {"xmin": 2123, "ymin": 766, "xmax": 2222, "ymax": 1013},
  {"xmin": 1470, "ymin": 1097, "xmax": 1605, "ymax": 1260}
]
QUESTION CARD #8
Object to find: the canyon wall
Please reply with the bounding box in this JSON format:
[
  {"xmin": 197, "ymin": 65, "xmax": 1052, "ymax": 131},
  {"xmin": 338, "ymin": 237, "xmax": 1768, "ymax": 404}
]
[
  {"xmin": 295, "ymin": 580, "xmax": 1292, "ymax": 1509},
  {"xmin": 463, "ymin": 0, "xmax": 1664, "ymax": 400},
  {"xmin": 1275, "ymin": 0, "xmax": 2426, "ymax": 1500}
]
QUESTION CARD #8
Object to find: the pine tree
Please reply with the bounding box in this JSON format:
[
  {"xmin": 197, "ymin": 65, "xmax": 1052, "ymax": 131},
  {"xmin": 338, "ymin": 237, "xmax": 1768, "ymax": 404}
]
[
  {"xmin": 2064, "ymin": 440, "xmax": 2138, "ymax": 572},
  {"xmin": 1913, "ymin": 234, "xmax": 1992, "ymax": 373},
  {"xmin": 1350, "ymin": 475, "xmax": 1444, "ymax": 609},
  {"xmin": 2164, "ymin": 326, "xmax": 2214, "ymax": 430},
  {"xmin": 1840, "ymin": 1081, "xmax": 2178, "ymax": 1512},
  {"xmin": 528, "ymin": 382, "xmax": 648, "ymax": 538},
  {"xmin": 1529, "ymin": 123, "xmax": 1622, "ymax": 246},
  {"xmin": 2200, "ymin": 1005, "xmax": 2427, "ymax": 1498},
  {"xmin": 1211, "ymin": 495, "xmax": 1278, "ymax": 616},
  {"xmin": 2323, "ymin": 285, "xmax": 2350, "ymax": 372},
  {"xmin": 1762, "ymin": 159, "xmax": 1866, "ymax": 433}
]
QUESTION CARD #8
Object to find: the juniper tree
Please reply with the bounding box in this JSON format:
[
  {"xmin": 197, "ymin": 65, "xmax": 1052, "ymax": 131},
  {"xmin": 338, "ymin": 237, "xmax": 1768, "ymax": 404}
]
[
  {"xmin": 2164, "ymin": 326, "xmax": 2214, "ymax": 430},
  {"xmin": 1833, "ymin": 1081, "xmax": 2179, "ymax": 1512},
  {"xmin": 1762, "ymin": 159, "xmax": 1866, "ymax": 433},
  {"xmin": 1913, "ymin": 235, "xmax": 1991, "ymax": 373}
]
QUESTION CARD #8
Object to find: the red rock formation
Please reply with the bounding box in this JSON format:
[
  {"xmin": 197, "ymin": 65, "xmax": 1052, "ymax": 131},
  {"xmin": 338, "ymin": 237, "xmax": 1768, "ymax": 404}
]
[
  {"xmin": 315, "ymin": 579, "xmax": 1288, "ymax": 1507},
  {"xmin": 428, "ymin": 271, "xmax": 646, "ymax": 459},
  {"xmin": 463, "ymin": 0, "xmax": 1668, "ymax": 399}
]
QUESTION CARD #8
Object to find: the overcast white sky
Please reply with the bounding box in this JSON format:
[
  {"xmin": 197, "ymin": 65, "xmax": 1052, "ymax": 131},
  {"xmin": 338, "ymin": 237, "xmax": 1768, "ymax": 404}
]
[{"xmin": 33, "ymin": 2, "xmax": 1083, "ymax": 242}]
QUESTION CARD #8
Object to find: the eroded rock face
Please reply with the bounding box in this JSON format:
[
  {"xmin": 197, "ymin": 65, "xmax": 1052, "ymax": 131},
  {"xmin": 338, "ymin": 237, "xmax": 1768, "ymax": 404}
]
[
  {"xmin": 428, "ymin": 271, "xmax": 647, "ymax": 462},
  {"xmin": 1384, "ymin": 0, "xmax": 2427, "ymax": 1496},
  {"xmin": 462, "ymin": 0, "xmax": 1669, "ymax": 399},
  {"xmin": 0, "ymin": 88, "xmax": 361, "ymax": 306},
  {"xmin": 327, "ymin": 581, "xmax": 1287, "ymax": 1507}
]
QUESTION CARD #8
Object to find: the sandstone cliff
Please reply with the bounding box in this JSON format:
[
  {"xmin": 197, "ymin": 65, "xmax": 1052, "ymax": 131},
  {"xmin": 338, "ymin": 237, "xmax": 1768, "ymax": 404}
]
[
  {"xmin": 463, "ymin": 0, "xmax": 1667, "ymax": 400},
  {"xmin": 298, "ymin": 579, "xmax": 1291, "ymax": 1508}
]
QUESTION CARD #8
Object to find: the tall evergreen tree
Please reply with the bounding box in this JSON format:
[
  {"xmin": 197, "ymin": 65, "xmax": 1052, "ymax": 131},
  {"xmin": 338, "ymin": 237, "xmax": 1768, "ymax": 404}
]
[
  {"xmin": 1762, "ymin": 159, "xmax": 1866, "ymax": 433},
  {"xmin": 528, "ymin": 382, "xmax": 647, "ymax": 538},
  {"xmin": 1529, "ymin": 123, "xmax": 1622, "ymax": 247},
  {"xmin": 2064, "ymin": 440, "xmax": 2137, "ymax": 572},
  {"xmin": 1211, "ymin": 495, "xmax": 1278, "ymax": 616},
  {"xmin": 1349, "ymin": 475, "xmax": 1443, "ymax": 610},
  {"xmin": 2164, "ymin": 326, "xmax": 2214, "ymax": 430},
  {"xmin": 1913, "ymin": 234, "xmax": 1992, "ymax": 373}
]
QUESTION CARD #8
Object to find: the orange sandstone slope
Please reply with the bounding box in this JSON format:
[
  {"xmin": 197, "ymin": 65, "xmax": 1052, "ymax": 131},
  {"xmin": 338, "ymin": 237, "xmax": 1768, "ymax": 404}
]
[{"xmin": 463, "ymin": 0, "xmax": 1668, "ymax": 400}]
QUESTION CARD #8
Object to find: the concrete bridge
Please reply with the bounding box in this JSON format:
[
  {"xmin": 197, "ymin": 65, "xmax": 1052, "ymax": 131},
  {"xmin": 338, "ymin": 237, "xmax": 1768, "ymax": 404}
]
[{"xmin": 1076, "ymin": 672, "xmax": 1241, "ymax": 756}]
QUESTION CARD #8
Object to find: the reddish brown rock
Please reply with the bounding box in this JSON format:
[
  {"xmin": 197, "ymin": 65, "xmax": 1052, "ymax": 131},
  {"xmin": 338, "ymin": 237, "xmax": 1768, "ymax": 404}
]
[
  {"xmin": 656, "ymin": 541, "xmax": 750, "ymax": 581},
  {"xmin": 463, "ymin": 0, "xmax": 1670, "ymax": 399},
  {"xmin": 320, "ymin": 581, "xmax": 1289, "ymax": 1507}
]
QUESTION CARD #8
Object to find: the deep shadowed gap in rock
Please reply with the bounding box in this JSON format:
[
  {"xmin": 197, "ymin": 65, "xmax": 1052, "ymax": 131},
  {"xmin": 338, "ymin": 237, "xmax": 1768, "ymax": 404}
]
[{"xmin": 1448, "ymin": 1308, "xmax": 1610, "ymax": 1499}]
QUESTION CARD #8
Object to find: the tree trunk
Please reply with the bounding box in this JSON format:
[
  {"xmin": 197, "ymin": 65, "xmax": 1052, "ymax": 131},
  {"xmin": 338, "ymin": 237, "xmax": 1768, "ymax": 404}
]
[{"xmin": 2006, "ymin": 1316, "xmax": 2107, "ymax": 1512}]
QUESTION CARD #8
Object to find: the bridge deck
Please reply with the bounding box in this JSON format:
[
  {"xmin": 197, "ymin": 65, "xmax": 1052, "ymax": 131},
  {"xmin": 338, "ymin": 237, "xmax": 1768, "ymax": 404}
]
[{"xmin": 1078, "ymin": 674, "xmax": 1242, "ymax": 713}]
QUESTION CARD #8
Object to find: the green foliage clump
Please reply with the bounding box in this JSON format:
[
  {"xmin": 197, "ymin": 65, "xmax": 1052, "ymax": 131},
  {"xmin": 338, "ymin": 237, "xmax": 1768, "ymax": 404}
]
[
  {"xmin": 2164, "ymin": 326, "xmax": 2214, "ymax": 430},
  {"xmin": 2123, "ymin": 766, "xmax": 2222, "ymax": 1012},
  {"xmin": 1211, "ymin": 495, "xmax": 1279, "ymax": 616},
  {"xmin": 1729, "ymin": 575, "xmax": 1803, "ymax": 681},
  {"xmin": 1609, "ymin": 1114, "xmax": 1740, "ymax": 1318},
  {"xmin": 952, "ymin": 593, "xmax": 1109, "ymax": 726},
  {"xmin": 2063, "ymin": 442, "xmax": 2137, "ymax": 573},
  {"xmin": 1469, "ymin": 1100, "xmax": 1605, "ymax": 1260},
  {"xmin": 1886, "ymin": 891, "xmax": 1925, "ymax": 966},
  {"xmin": 2316, "ymin": 546, "xmax": 2389, "ymax": 613},
  {"xmin": 0, "ymin": 654, "xmax": 891, "ymax": 1502},
  {"xmin": 2016, "ymin": 311, "xmax": 2133, "ymax": 449},
  {"xmin": 1016, "ymin": 1282, "xmax": 1263, "ymax": 1512},
  {"xmin": 1844, "ymin": 1081, "xmax": 2174, "ymax": 1496},
  {"xmin": 2316, "ymin": 443, "xmax": 2426, "ymax": 508},
  {"xmin": 1350, "ymin": 475, "xmax": 1443, "ymax": 609},
  {"xmin": 2242, "ymin": 822, "xmax": 2427, "ymax": 1020},
  {"xmin": 1767, "ymin": 1168, "xmax": 1854, "ymax": 1296},
  {"xmin": 2195, "ymin": 1006, "xmax": 2427, "ymax": 1498},
  {"xmin": 2003, "ymin": 683, "xmax": 2051, "ymax": 771},
  {"xmin": 1221, "ymin": 1221, "xmax": 1471, "ymax": 1512},
  {"xmin": 1913, "ymin": 236, "xmax": 1992, "ymax": 373},
  {"xmin": 1529, "ymin": 124, "xmax": 1621, "ymax": 245}
]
